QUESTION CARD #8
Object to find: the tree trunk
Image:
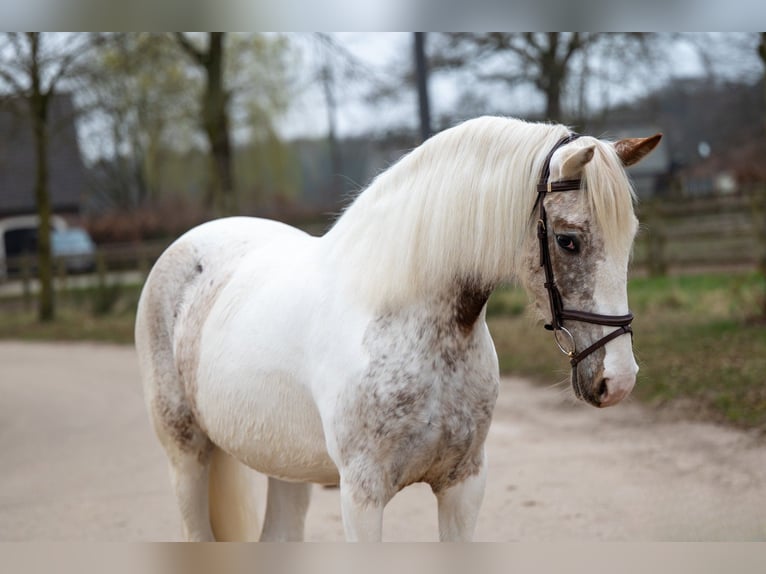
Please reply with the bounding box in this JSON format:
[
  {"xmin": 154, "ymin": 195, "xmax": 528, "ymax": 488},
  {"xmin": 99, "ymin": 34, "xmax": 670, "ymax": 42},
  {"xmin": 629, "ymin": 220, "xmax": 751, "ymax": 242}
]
[
  {"xmin": 544, "ymin": 77, "xmax": 563, "ymax": 123},
  {"xmin": 758, "ymin": 33, "xmax": 766, "ymax": 318},
  {"xmin": 202, "ymin": 32, "xmax": 235, "ymax": 216},
  {"xmin": 30, "ymin": 92, "xmax": 54, "ymax": 322},
  {"xmin": 25, "ymin": 33, "xmax": 56, "ymax": 322},
  {"xmin": 321, "ymin": 63, "xmax": 343, "ymax": 201},
  {"xmin": 540, "ymin": 33, "xmax": 564, "ymax": 123},
  {"xmin": 414, "ymin": 32, "xmax": 432, "ymax": 142},
  {"xmin": 759, "ymin": 33, "xmax": 766, "ymax": 135}
]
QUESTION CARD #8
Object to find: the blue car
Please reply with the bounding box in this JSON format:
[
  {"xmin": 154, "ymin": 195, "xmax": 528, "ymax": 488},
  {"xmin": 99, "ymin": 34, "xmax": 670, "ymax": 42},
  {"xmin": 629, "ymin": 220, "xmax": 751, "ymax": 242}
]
[{"xmin": 52, "ymin": 227, "xmax": 96, "ymax": 273}]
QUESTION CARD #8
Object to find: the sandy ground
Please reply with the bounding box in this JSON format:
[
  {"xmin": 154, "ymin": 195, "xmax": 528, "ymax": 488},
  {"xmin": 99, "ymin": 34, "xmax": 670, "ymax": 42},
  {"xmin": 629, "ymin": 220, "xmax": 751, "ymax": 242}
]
[{"xmin": 1, "ymin": 341, "xmax": 764, "ymax": 542}]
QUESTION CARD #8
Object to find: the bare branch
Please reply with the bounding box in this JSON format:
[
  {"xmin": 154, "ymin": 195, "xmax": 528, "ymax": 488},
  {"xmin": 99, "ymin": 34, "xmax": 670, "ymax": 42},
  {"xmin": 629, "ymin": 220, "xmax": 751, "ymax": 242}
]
[
  {"xmin": 174, "ymin": 32, "xmax": 207, "ymax": 66},
  {"xmin": 45, "ymin": 34, "xmax": 93, "ymax": 95},
  {"xmin": 0, "ymin": 63, "xmax": 27, "ymax": 93}
]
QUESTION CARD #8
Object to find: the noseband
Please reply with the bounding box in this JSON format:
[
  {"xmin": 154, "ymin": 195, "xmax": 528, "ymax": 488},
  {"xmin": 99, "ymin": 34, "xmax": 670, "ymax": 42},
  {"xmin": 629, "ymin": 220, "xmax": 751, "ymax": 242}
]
[{"xmin": 534, "ymin": 134, "xmax": 634, "ymax": 376}]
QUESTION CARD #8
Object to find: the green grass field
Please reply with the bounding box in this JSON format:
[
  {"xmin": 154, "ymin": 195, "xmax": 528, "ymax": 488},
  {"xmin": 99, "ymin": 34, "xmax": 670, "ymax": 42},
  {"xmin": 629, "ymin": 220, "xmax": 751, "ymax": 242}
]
[
  {"xmin": 1, "ymin": 271, "xmax": 765, "ymax": 430},
  {"xmin": 488, "ymin": 272, "xmax": 766, "ymax": 430}
]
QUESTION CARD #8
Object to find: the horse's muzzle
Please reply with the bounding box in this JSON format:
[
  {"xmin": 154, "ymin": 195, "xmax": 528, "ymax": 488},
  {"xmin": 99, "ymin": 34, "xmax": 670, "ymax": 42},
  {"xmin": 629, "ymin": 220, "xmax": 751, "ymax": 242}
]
[{"xmin": 573, "ymin": 369, "xmax": 636, "ymax": 408}]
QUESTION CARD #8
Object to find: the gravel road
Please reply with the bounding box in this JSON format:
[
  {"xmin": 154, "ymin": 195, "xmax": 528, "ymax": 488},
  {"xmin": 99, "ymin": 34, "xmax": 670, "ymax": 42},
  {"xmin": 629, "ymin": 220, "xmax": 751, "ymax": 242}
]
[{"xmin": 1, "ymin": 341, "xmax": 763, "ymax": 541}]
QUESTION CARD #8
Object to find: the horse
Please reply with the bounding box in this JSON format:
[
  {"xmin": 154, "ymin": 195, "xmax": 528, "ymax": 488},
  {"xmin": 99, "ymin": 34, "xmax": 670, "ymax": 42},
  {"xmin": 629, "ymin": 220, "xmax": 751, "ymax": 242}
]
[{"xmin": 134, "ymin": 116, "xmax": 661, "ymax": 542}]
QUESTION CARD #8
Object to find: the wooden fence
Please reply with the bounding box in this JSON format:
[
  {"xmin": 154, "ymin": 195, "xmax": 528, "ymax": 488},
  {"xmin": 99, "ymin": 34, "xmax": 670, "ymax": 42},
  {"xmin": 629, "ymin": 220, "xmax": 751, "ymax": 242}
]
[
  {"xmin": 633, "ymin": 191, "xmax": 766, "ymax": 276},
  {"xmin": 2, "ymin": 192, "xmax": 765, "ymax": 304},
  {"xmin": 0, "ymin": 240, "xmax": 169, "ymax": 308}
]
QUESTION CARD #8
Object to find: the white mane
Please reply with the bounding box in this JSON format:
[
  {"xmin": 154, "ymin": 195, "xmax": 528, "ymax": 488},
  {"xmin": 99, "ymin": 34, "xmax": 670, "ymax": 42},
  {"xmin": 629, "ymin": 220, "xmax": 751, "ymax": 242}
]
[{"xmin": 323, "ymin": 116, "xmax": 636, "ymax": 311}]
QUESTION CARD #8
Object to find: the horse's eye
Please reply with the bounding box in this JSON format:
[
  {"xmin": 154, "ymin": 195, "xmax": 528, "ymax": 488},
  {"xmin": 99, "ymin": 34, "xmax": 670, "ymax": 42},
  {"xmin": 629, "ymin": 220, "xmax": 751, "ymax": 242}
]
[{"xmin": 555, "ymin": 234, "xmax": 580, "ymax": 253}]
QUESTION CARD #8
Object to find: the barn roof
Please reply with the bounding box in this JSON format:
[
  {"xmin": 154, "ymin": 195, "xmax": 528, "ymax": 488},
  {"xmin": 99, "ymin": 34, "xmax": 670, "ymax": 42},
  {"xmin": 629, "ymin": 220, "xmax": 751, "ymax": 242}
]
[{"xmin": 0, "ymin": 94, "xmax": 86, "ymax": 217}]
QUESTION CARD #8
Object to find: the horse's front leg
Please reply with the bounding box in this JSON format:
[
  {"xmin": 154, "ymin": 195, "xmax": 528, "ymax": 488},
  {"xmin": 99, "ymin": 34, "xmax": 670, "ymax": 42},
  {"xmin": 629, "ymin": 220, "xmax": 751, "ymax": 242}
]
[
  {"xmin": 436, "ymin": 450, "xmax": 487, "ymax": 541},
  {"xmin": 339, "ymin": 473, "xmax": 386, "ymax": 541},
  {"xmin": 260, "ymin": 478, "xmax": 312, "ymax": 541}
]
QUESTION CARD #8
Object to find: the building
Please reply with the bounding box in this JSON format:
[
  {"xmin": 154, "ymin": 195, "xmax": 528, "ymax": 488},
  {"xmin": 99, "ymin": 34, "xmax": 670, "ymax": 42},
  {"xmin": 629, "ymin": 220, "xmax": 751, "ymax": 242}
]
[{"xmin": 0, "ymin": 94, "xmax": 87, "ymax": 218}]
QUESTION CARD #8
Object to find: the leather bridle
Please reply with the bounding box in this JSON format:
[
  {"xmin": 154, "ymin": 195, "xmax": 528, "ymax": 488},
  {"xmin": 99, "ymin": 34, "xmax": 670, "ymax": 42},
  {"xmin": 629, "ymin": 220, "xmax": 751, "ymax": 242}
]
[{"xmin": 534, "ymin": 134, "xmax": 634, "ymax": 379}]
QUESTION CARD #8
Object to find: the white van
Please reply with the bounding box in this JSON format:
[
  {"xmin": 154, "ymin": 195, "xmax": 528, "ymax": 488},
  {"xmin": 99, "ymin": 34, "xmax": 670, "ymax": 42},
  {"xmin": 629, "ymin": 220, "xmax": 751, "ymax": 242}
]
[{"xmin": 0, "ymin": 215, "xmax": 68, "ymax": 280}]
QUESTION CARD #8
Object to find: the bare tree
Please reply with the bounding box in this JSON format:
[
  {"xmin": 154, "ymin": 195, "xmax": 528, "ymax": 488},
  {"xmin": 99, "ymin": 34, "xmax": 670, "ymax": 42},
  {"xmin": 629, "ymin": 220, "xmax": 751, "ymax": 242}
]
[
  {"xmin": 173, "ymin": 33, "xmax": 235, "ymax": 216},
  {"xmin": 0, "ymin": 33, "xmax": 91, "ymax": 322},
  {"xmin": 170, "ymin": 33, "xmax": 296, "ymax": 215},
  {"xmin": 307, "ymin": 34, "xmax": 390, "ymax": 197},
  {"xmin": 414, "ymin": 32, "xmax": 432, "ymax": 142},
  {"xmin": 760, "ymin": 33, "xmax": 766, "ymax": 132},
  {"xmin": 757, "ymin": 33, "xmax": 766, "ymax": 317},
  {"xmin": 85, "ymin": 33, "xmax": 198, "ymax": 208},
  {"xmin": 431, "ymin": 33, "xmax": 658, "ymax": 124}
]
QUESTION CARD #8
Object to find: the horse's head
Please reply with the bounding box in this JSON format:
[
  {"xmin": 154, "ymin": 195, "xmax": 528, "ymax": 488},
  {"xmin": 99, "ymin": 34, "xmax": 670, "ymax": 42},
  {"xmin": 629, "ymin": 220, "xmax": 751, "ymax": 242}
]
[{"xmin": 520, "ymin": 133, "xmax": 662, "ymax": 408}]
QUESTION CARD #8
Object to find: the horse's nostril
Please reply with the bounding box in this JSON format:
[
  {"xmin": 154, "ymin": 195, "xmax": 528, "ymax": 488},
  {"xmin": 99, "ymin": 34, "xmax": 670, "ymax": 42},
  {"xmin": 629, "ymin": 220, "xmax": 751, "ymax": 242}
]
[{"xmin": 598, "ymin": 378, "xmax": 609, "ymax": 401}]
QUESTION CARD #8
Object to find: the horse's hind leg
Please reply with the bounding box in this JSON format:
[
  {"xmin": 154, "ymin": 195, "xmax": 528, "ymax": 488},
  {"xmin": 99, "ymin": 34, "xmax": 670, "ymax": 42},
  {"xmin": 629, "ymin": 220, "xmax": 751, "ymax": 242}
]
[
  {"xmin": 259, "ymin": 478, "xmax": 312, "ymax": 541},
  {"xmin": 135, "ymin": 241, "xmax": 218, "ymax": 541},
  {"xmin": 166, "ymin": 445, "xmax": 215, "ymax": 541},
  {"xmin": 142, "ymin": 353, "xmax": 214, "ymax": 540},
  {"xmin": 151, "ymin": 402, "xmax": 215, "ymax": 541}
]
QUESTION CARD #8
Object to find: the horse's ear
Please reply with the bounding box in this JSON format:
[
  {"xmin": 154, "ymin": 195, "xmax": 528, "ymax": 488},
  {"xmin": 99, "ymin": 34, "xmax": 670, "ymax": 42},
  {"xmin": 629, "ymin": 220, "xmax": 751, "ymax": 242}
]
[
  {"xmin": 614, "ymin": 134, "xmax": 662, "ymax": 167},
  {"xmin": 560, "ymin": 144, "xmax": 595, "ymax": 179}
]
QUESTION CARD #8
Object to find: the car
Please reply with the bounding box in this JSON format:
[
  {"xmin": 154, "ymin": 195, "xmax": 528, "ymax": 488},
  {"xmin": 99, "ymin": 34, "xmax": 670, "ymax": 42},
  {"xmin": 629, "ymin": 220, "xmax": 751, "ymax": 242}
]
[
  {"xmin": 52, "ymin": 227, "xmax": 96, "ymax": 274},
  {"xmin": 0, "ymin": 216, "xmax": 96, "ymax": 279}
]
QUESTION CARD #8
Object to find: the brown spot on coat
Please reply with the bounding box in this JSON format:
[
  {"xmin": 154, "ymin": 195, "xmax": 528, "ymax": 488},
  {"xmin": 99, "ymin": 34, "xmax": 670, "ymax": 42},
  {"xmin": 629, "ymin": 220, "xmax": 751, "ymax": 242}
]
[
  {"xmin": 336, "ymin": 286, "xmax": 499, "ymax": 506},
  {"xmin": 455, "ymin": 281, "xmax": 492, "ymax": 333}
]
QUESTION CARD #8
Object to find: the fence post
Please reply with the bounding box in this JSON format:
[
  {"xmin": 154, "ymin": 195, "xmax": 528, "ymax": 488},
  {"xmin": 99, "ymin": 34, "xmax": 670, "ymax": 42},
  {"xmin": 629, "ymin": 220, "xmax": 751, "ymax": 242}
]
[
  {"xmin": 750, "ymin": 185, "xmax": 766, "ymax": 318},
  {"xmin": 96, "ymin": 249, "xmax": 107, "ymax": 291},
  {"xmin": 57, "ymin": 257, "xmax": 68, "ymax": 309},
  {"xmin": 138, "ymin": 243, "xmax": 149, "ymax": 280},
  {"xmin": 645, "ymin": 200, "xmax": 667, "ymax": 277},
  {"xmin": 755, "ymin": 189, "xmax": 766, "ymax": 275},
  {"xmin": 21, "ymin": 255, "xmax": 32, "ymax": 312}
]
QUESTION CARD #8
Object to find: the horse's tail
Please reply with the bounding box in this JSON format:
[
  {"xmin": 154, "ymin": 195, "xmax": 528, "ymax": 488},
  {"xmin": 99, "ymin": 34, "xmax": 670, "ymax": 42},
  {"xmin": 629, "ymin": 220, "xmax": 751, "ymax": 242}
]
[{"xmin": 208, "ymin": 446, "xmax": 262, "ymax": 541}]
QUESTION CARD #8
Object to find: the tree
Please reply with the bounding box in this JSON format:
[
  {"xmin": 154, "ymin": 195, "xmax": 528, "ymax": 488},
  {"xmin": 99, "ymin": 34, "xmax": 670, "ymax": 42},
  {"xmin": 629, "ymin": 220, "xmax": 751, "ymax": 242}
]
[
  {"xmin": 0, "ymin": 33, "xmax": 91, "ymax": 322},
  {"xmin": 309, "ymin": 33, "xmax": 389, "ymax": 197},
  {"xmin": 760, "ymin": 33, "xmax": 766, "ymax": 132},
  {"xmin": 431, "ymin": 33, "xmax": 658, "ymax": 124},
  {"xmin": 414, "ymin": 33, "xmax": 432, "ymax": 142},
  {"xmin": 757, "ymin": 33, "xmax": 766, "ymax": 318},
  {"xmin": 170, "ymin": 33, "xmax": 297, "ymax": 216},
  {"xmin": 173, "ymin": 33, "xmax": 235, "ymax": 216},
  {"xmin": 85, "ymin": 33, "xmax": 197, "ymax": 208}
]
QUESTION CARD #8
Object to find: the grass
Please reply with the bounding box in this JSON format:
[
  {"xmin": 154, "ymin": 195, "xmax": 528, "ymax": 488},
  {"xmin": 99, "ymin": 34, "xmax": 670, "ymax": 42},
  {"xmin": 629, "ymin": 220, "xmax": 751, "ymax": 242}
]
[
  {"xmin": 0, "ymin": 282, "xmax": 141, "ymax": 344},
  {"xmin": 2, "ymin": 271, "xmax": 765, "ymax": 430},
  {"xmin": 487, "ymin": 271, "xmax": 766, "ymax": 431},
  {"xmin": 626, "ymin": 273, "xmax": 766, "ymax": 428}
]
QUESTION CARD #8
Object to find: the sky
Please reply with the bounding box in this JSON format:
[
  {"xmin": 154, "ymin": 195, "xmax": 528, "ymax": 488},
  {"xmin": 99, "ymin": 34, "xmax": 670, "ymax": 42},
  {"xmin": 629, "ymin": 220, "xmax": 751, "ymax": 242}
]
[
  {"xmin": 70, "ymin": 32, "xmax": 762, "ymax": 163},
  {"xmin": 274, "ymin": 32, "xmax": 725, "ymax": 142},
  {"xmin": 275, "ymin": 33, "xmax": 414, "ymax": 140}
]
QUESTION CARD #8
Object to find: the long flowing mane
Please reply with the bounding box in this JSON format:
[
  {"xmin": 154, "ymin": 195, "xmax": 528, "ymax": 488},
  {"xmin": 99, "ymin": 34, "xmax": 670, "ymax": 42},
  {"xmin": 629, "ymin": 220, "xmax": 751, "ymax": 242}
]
[{"xmin": 323, "ymin": 116, "xmax": 636, "ymax": 310}]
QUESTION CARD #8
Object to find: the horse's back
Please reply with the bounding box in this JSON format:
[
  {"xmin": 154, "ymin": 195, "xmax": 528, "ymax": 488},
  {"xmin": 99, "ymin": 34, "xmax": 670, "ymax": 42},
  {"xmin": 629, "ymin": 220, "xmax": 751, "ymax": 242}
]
[{"xmin": 166, "ymin": 216, "xmax": 310, "ymax": 262}]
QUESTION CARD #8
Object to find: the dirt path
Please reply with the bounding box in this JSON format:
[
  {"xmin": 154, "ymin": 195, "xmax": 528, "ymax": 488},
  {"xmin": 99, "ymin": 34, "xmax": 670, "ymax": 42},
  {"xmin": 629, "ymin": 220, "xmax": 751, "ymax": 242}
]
[{"xmin": 1, "ymin": 341, "xmax": 764, "ymax": 541}]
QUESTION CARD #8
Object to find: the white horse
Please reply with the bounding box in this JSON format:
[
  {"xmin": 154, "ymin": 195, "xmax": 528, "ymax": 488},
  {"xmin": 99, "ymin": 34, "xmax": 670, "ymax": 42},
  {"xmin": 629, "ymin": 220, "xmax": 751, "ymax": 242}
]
[{"xmin": 135, "ymin": 116, "xmax": 661, "ymax": 541}]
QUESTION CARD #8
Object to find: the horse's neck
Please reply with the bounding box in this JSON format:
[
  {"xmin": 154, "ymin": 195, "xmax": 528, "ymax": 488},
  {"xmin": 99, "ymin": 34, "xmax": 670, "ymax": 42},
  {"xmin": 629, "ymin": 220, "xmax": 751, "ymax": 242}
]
[{"xmin": 322, "ymin": 119, "xmax": 564, "ymax": 314}]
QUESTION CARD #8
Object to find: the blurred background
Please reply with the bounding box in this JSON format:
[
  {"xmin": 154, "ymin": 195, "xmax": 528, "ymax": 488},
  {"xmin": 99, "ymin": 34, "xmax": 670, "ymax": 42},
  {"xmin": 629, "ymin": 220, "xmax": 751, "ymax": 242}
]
[{"xmin": 0, "ymin": 32, "xmax": 764, "ymax": 431}]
